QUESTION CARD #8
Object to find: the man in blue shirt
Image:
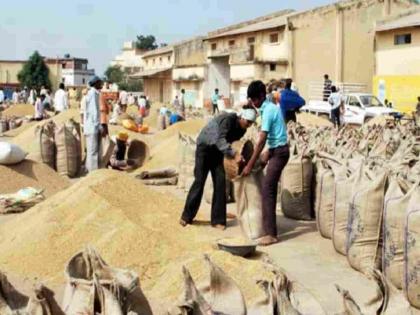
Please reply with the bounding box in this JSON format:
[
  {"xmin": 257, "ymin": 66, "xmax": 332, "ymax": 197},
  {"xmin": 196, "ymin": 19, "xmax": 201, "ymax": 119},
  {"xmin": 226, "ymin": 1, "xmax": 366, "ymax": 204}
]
[
  {"xmin": 242, "ymin": 80, "xmax": 290, "ymax": 246},
  {"xmin": 211, "ymin": 88, "xmax": 220, "ymax": 115},
  {"xmin": 280, "ymin": 79, "xmax": 305, "ymax": 123}
]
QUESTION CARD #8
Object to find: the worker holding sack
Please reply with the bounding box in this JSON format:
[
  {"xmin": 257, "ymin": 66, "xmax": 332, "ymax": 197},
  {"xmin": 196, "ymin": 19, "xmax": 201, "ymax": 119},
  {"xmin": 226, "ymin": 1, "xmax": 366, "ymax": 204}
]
[
  {"xmin": 109, "ymin": 131, "xmax": 134, "ymax": 171},
  {"xmin": 242, "ymin": 80, "xmax": 289, "ymax": 246},
  {"xmin": 180, "ymin": 108, "xmax": 257, "ymax": 230}
]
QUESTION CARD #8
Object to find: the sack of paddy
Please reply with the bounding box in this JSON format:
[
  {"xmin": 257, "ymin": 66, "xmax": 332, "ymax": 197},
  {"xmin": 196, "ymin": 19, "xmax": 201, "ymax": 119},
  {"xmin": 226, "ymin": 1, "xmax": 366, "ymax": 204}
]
[
  {"xmin": 0, "ymin": 271, "xmax": 62, "ymax": 315},
  {"xmin": 177, "ymin": 132, "xmax": 196, "ymax": 191},
  {"xmin": 253, "ymin": 264, "xmax": 326, "ymax": 315},
  {"xmin": 0, "ymin": 142, "xmax": 27, "ymax": 165},
  {"xmin": 63, "ymin": 246, "xmax": 151, "ymax": 315},
  {"xmin": 100, "ymin": 136, "xmax": 115, "ymax": 168},
  {"xmin": 55, "ymin": 119, "xmax": 81, "ymax": 178},
  {"xmin": 141, "ymin": 177, "xmax": 178, "ymax": 186},
  {"xmin": 403, "ymin": 184, "xmax": 420, "ymax": 309},
  {"xmin": 204, "ymin": 178, "xmax": 235, "ymax": 204},
  {"xmin": 383, "ymin": 177, "xmax": 418, "ymax": 289},
  {"xmin": 171, "ymin": 255, "xmax": 246, "ymax": 315},
  {"xmin": 336, "ymin": 269, "xmax": 411, "ymax": 315},
  {"xmin": 138, "ymin": 167, "xmax": 178, "ymax": 179},
  {"xmin": 280, "ymin": 145, "xmax": 314, "ymax": 221},
  {"xmin": 234, "ymin": 169, "xmax": 265, "ymax": 240},
  {"xmin": 314, "ymin": 153, "xmax": 342, "ymax": 239},
  {"xmin": 331, "ymin": 161, "xmax": 359, "ymax": 256},
  {"xmin": 224, "ymin": 140, "xmax": 254, "ymax": 180},
  {"xmin": 32, "ymin": 121, "xmax": 56, "ymax": 169},
  {"xmin": 127, "ymin": 139, "xmax": 149, "ymax": 168},
  {"xmin": 346, "ymin": 165, "xmax": 388, "ymax": 274}
]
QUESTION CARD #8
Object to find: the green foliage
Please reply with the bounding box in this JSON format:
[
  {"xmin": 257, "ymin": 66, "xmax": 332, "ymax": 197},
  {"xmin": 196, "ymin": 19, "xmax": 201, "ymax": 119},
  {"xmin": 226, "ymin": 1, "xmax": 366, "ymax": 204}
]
[
  {"xmin": 135, "ymin": 35, "xmax": 159, "ymax": 51},
  {"xmin": 104, "ymin": 65, "xmax": 124, "ymax": 83},
  {"xmin": 17, "ymin": 51, "xmax": 51, "ymax": 90},
  {"xmin": 104, "ymin": 65, "xmax": 143, "ymax": 92}
]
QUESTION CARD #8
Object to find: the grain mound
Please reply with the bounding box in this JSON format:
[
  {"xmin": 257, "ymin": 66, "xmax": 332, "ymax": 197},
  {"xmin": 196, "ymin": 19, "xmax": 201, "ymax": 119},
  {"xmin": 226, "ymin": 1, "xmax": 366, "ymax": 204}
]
[
  {"xmin": 1, "ymin": 104, "xmax": 34, "ymax": 117},
  {"xmin": 0, "ymin": 169, "xmax": 271, "ymax": 308},
  {"xmin": 297, "ymin": 112, "xmax": 333, "ymax": 128},
  {"xmin": 3, "ymin": 121, "xmax": 37, "ymax": 138},
  {"xmin": 0, "ymin": 159, "xmax": 70, "ymax": 197},
  {"xmin": 11, "ymin": 109, "xmax": 80, "ymax": 154},
  {"xmin": 152, "ymin": 119, "xmax": 205, "ymax": 144}
]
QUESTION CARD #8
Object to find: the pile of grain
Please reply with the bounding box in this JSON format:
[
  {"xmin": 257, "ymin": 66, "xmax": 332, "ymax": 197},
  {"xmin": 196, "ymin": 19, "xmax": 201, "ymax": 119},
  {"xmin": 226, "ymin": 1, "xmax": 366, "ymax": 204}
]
[
  {"xmin": 152, "ymin": 119, "xmax": 205, "ymax": 144},
  {"xmin": 297, "ymin": 112, "xmax": 333, "ymax": 128},
  {"xmin": 0, "ymin": 160, "xmax": 70, "ymax": 197},
  {"xmin": 1, "ymin": 104, "xmax": 34, "ymax": 117},
  {"xmin": 366, "ymin": 115, "xmax": 394, "ymax": 126},
  {"xmin": 11, "ymin": 109, "xmax": 80, "ymax": 154},
  {"xmin": 0, "ymin": 169, "xmax": 271, "ymax": 308}
]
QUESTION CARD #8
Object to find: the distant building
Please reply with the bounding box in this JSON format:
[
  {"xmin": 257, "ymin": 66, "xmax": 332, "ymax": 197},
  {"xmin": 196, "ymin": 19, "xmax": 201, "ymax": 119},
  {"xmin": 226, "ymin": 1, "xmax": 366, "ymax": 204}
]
[
  {"xmin": 374, "ymin": 9, "xmax": 420, "ymax": 113},
  {"xmin": 110, "ymin": 41, "xmax": 144, "ymax": 74},
  {"xmin": 131, "ymin": 45, "xmax": 174, "ymax": 103},
  {"xmin": 46, "ymin": 56, "xmax": 95, "ymax": 87},
  {"xmin": 0, "ymin": 55, "xmax": 95, "ymax": 91}
]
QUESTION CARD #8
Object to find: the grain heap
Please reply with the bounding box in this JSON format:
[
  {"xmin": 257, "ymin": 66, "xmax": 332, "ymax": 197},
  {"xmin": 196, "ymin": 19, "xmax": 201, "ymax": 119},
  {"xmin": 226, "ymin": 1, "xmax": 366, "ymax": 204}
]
[
  {"xmin": 0, "ymin": 169, "xmax": 273, "ymax": 310},
  {"xmin": 0, "ymin": 160, "xmax": 70, "ymax": 197},
  {"xmin": 1, "ymin": 104, "xmax": 34, "ymax": 117}
]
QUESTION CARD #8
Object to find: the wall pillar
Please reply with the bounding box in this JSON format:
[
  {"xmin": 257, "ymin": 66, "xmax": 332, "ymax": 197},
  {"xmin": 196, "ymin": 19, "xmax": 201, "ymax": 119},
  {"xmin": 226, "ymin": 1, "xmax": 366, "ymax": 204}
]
[{"xmin": 335, "ymin": 5, "xmax": 344, "ymax": 83}]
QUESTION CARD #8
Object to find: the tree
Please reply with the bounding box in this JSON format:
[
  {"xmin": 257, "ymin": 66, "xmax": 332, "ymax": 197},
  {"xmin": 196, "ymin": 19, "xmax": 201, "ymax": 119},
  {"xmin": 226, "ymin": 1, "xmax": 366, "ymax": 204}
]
[
  {"xmin": 135, "ymin": 35, "xmax": 159, "ymax": 51},
  {"xmin": 104, "ymin": 65, "xmax": 124, "ymax": 84},
  {"xmin": 17, "ymin": 51, "xmax": 51, "ymax": 90}
]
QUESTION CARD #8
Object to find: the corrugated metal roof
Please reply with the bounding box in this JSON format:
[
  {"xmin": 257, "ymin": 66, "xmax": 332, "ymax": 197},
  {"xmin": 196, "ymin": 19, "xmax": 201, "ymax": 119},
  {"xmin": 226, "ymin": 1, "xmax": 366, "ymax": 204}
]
[
  {"xmin": 376, "ymin": 10, "xmax": 420, "ymax": 32},
  {"xmin": 207, "ymin": 15, "xmax": 289, "ymax": 40}
]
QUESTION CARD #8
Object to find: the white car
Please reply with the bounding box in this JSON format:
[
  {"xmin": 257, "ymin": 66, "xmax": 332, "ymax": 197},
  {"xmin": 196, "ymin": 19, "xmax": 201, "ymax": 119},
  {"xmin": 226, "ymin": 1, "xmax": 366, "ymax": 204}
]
[{"xmin": 301, "ymin": 93, "xmax": 402, "ymax": 125}]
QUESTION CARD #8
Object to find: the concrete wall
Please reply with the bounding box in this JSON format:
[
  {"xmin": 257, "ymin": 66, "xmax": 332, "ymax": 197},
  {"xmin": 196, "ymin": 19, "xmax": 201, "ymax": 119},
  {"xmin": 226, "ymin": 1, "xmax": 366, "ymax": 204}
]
[
  {"xmin": 207, "ymin": 57, "xmax": 230, "ymax": 99},
  {"xmin": 289, "ymin": 0, "xmax": 417, "ymax": 100},
  {"xmin": 376, "ymin": 26, "xmax": 420, "ymax": 75},
  {"xmin": 174, "ymin": 38, "xmax": 207, "ymax": 67},
  {"xmin": 173, "ymin": 80, "xmax": 206, "ymax": 108},
  {"xmin": 143, "ymin": 70, "xmax": 173, "ymax": 104},
  {"xmin": 143, "ymin": 51, "xmax": 174, "ymax": 71},
  {"xmin": 173, "ymin": 66, "xmax": 206, "ymax": 81}
]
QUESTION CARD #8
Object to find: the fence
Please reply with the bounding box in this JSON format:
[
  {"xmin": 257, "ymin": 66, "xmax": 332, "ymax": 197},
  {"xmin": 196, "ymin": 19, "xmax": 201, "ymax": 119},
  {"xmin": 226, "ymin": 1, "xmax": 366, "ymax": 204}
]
[{"xmin": 308, "ymin": 81, "xmax": 367, "ymax": 101}]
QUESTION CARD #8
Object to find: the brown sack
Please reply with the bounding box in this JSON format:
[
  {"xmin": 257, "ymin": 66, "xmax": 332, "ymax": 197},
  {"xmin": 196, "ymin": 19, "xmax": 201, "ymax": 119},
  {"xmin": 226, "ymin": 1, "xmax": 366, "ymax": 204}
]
[
  {"xmin": 127, "ymin": 140, "xmax": 149, "ymax": 168},
  {"xmin": 314, "ymin": 154, "xmax": 341, "ymax": 239},
  {"xmin": 100, "ymin": 136, "xmax": 115, "ymax": 168},
  {"xmin": 138, "ymin": 167, "xmax": 178, "ymax": 179},
  {"xmin": 347, "ymin": 166, "xmax": 388, "ymax": 274},
  {"xmin": 33, "ymin": 121, "xmax": 56, "ymax": 170},
  {"xmin": 383, "ymin": 177, "xmax": 417, "ymax": 289},
  {"xmin": 141, "ymin": 177, "xmax": 178, "ymax": 186},
  {"xmin": 332, "ymin": 163, "xmax": 359, "ymax": 255},
  {"xmin": 224, "ymin": 140, "xmax": 254, "ymax": 180},
  {"xmin": 404, "ymin": 185, "xmax": 420, "ymax": 309},
  {"xmin": 280, "ymin": 146, "xmax": 314, "ymax": 221},
  {"xmin": 234, "ymin": 170, "xmax": 265, "ymax": 240},
  {"xmin": 55, "ymin": 119, "xmax": 81, "ymax": 178}
]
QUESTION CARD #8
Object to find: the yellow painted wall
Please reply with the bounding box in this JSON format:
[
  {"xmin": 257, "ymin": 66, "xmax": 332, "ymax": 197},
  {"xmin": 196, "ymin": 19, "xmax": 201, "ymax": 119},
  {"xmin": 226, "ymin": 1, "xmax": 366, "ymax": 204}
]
[{"xmin": 373, "ymin": 75, "xmax": 420, "ymax": 113}]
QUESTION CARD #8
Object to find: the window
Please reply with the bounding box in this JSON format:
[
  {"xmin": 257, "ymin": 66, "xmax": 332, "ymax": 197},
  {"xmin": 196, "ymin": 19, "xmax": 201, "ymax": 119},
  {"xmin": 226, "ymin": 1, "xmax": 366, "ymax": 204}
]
[
  {"xmin": 153, "ymin": 58, "xmax": 155, "ymax": 64},
  {"xmin": 269, "ymin": 33, "xmax": 279, "ymax": 44},
  {"xmin": 248, "ymin": 45, "xmax": 255, "ymax": 61},
  {"xmin": 168, "ymin": 56, "xmax": 171, "ymax": 62},
  {"xmin": 159, "ymin": 57, "xmax": 162, "ymax": 63},
  {"xmin": 348, "ymin": 96, "xmax": 362, "ymax": 107},
  {"xmin": 228, "ymin": 40, "xmax": 235, "ymax": 47},
  {"xmin": 394, "ymin": 33, "xmax": 411, "ymax": 45},
  {"xmin": 269, "ymin": 63, "xmax": 276, "ymax": 71},
  {"xmin": 248, "ymin": 37, "xmax": 255, "ymax": 44},
  {"xmin": 82, "ymin": 78, "xmax": 86, "ymax": 84},
  {"xmin": 211, "ymin": 43, "xmax": 217, "ymax": 50}
]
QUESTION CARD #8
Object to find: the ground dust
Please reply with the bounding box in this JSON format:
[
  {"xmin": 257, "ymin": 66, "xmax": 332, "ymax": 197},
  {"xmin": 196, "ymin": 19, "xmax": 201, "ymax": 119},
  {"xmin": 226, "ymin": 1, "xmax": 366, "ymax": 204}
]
[{"xmin": 0, "ymin": 159, "xmax": 70, "ymax": 196}]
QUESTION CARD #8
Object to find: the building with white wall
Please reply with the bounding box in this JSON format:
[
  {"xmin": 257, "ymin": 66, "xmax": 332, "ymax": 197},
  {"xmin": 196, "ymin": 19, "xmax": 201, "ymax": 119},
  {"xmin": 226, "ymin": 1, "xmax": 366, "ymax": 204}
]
[
  {"xmin": 47, "ymin": 56, "xmax": 95, "ymax": 87},
  {"xmin": 110, "ymin": 41, "xmax": 144, "ymax": 74}
]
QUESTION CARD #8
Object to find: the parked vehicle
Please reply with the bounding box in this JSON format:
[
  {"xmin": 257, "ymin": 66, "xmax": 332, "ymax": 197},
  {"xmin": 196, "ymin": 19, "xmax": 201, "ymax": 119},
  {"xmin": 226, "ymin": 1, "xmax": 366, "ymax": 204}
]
[{"xmin": 301, "ymin": 93, "xmax": 403, "ymax": 125}]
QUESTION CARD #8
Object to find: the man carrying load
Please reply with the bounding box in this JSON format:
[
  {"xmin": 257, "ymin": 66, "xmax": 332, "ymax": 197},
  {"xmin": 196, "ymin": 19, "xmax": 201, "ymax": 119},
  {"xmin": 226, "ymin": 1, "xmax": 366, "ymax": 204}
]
[
  {"xmin": 242, "ymin": 80, "xmax": 290, "ymax": 246},
  {"xmin": 180, "ymin": 108, "xmax": 257, "ymax": 230}
]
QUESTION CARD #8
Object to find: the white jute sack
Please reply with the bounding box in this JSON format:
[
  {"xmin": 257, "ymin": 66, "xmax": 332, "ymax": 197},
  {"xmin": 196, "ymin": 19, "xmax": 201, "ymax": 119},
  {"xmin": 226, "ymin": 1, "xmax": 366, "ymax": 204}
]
[
  {"xmin": 383, "ymin": 177, "xmax": 417, "ymax": 289},
  {"xmin": 347, "ymin": 165, "xmax": 388, "ymax": 274},
  {"xmin": 235, "ymin": 169, "xmax": 265, "ymax": 240},
  {"xmin": 55, "ymin": 119, "xmax": 81, "ymax": 178},
  {"xmin": 404, "ymin": 185, "xmax": 420, "ymax": 309},
  {"xmin": 0, "ymin": 142, "xmax": 27, "ymax": 165},
  {"xmin": 331, "ymin": 162, "xmax": 359, "ymax": 256},
  {"xmin": 280, "ymin": 146, "xmax": 313, "ymax": 221},
  {"xmin": 33, "ymin": 121, "xmax": 56, "ymax": 169}
]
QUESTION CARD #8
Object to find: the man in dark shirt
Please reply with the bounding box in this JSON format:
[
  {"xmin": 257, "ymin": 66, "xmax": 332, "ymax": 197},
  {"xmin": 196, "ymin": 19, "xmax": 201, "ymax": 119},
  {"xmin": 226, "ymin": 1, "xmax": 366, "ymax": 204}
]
[
  {"xmin": 323, "ymin": 74, "xmax": 332, "ymax": 101},
  {"xmin": 180, "ymin": 109, "xmax": 256, "ymax": 230},
  {"xmin": 280, "ymin": 79, "xmax": 305, "ymax": 124}
]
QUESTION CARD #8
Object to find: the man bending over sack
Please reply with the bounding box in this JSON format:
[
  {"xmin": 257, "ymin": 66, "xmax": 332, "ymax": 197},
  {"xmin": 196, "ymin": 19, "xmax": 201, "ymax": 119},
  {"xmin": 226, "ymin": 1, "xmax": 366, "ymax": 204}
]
[
  {"xmin": 180, "ymin": 108, "xmax": 257, "ymax": 230},
  {"xmin": 242, "ymin": 80, "xmax": 290, "ymax": 246}
]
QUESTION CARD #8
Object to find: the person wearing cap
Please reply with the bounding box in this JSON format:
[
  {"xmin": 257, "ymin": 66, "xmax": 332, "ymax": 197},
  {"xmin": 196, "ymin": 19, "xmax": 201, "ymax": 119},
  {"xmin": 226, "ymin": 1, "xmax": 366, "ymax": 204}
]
[
  {"xmin": 84, "ymin": 75, "xmax": 106, "ymax": 172},
  {"xmin": 109, "ymin": 131, "xmax": 132, "ymax": 171},
  {"xmin": 242, "ymin": 80, "xmax": 289, "ymax": 246},
  {"xmin": 180, "ymin": 108, "xmax": 256, "ymax": 230}
]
